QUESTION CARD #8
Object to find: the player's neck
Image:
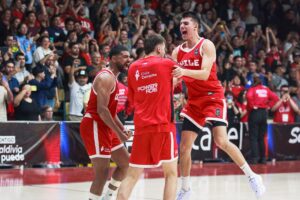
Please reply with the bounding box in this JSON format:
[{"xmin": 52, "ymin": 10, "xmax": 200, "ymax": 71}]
[
  {"xmin": 107, "ymin": 66, "xmax": 119, "ymax": 77},
  {"xmin": 144, "ymin": 53, "xmax": 160, "ymax": 58},
  {"xmin": 186, "ymin": 35, "xmax": 201, "ymax": 48}
]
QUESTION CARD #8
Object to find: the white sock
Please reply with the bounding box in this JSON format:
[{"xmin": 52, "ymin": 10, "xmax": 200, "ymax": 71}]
[
  {"xmin": 103, "ymin": 188, "xmax": 114, "ymax": 198},
  {"xmin": 89, "ymin": 193, "xmax": 101, "ymax": 200},
  {"xmin": 103, "ymin": 178, "xmax": 122, "ymax": 198},
  {"xmin": 240, "ymin": 163, "xmax": 256, "ymax": 178},
  {"xmin": 181, "ymin": 176, "xmax": 190, "ymax": 191}
]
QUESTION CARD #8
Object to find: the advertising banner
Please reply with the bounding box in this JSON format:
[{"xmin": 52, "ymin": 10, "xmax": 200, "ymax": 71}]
[
  {"xmin": 269, "ymin": 123, "xmax": 300, "ymax": 160},
  {"xmin": 0, "ymin": 122, "xmax": 60, "ymax": 165}
]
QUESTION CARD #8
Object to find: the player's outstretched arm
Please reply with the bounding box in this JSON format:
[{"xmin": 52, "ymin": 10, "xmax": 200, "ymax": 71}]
[
  {"xmin": 94, "ymin": 73, "xmax": 129, "ymax": 142},
  {"xmin": 172, "ymin": 40, "xmax": 216, "ymax": 81}
]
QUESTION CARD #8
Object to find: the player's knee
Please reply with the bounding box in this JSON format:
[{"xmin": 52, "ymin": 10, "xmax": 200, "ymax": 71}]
[
  {"xmin": 180, "ymin": 143, "xmax": 192, "ymax": 155},
  {"xmin": 94, "ymin": 166, "xmax": 110, "ymax": 179},
  {"xmin": 164, "ymin": 168, "xmax": 177, "ymax": 178},
  {"xmin": 214, "ymin": 137, "xmax": 228, "ymax": 150}
]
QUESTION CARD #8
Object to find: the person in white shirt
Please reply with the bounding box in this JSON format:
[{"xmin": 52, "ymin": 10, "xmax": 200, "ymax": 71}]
[
  {"xmin": 68, "ymin": 62, "xmax": 91, "ymax": 121},
  {"xmin": 14, "ymin": 52, "xmax": 33, "ymax": 84}
]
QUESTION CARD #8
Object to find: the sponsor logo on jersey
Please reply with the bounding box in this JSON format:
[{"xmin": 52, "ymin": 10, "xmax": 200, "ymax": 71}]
[
  {"xmin": 194, "ymin": 48, "xmax": 199, "ymax": 56},
  {"xmin": 137, "ymin": 83, "xmax": 158, "ymax": 93},
  {"xmin": 135, "ymin": 70, "xmax": 140, "ymax": 81}
]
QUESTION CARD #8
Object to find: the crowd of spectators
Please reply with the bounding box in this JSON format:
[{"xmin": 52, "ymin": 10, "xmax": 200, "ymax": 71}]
[{"xmin": 0, "ymin": 0, "xmax": 299, "ymax": 124}]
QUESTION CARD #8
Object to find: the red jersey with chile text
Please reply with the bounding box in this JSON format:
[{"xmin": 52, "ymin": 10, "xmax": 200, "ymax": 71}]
[{"xmin": 177, "ymin": 38, "xmax": 224, "ymax": 99}]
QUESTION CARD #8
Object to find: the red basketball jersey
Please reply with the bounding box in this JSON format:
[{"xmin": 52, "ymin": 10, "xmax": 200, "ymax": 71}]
[
  {"xmin": 128, "ymin": 56, "xmax": 176, "ymax": 134},
  {"xmin": 85, "ymin": 69, "xmax": 119, "ymax": 126},
  {"xmin": 177, "ymin": 38, "xmax": 224, "ymax": 99}
]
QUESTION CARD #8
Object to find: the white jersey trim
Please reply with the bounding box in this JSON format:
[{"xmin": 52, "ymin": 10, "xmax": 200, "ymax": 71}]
[
  {"xmin": 111, "ymin": 143, "xmax": 124, "ymax": 152},
  {"xmin": 180, "ymin": 112, "xmax": 204, "ymax": 130},
  {"xmin": 89, "ymin": 154, "xmax": 111, "ymax": 159},
  {"xmin": 92, "ymin": 70, "xmax": 116, "ymax": 95},
  {"xmin": 179, "ymin": 38, "xmax": 205, "ymax": 53},
  {"xmin": 129, "ymin": 157, "xmax": 178, "ymax": 168}
]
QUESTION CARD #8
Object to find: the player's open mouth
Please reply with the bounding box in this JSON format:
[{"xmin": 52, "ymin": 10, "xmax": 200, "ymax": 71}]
[{"xmin": 181, "ymin": 30, "xmax": 187, "ymax": 36}]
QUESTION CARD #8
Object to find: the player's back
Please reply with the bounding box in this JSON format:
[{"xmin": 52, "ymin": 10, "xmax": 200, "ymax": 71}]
[
  {"xmin": 177, "ymin": 38, "xmax": 224, "ymax": 99},
  {"xmin": 128, "ymin": 56, "xmax": 175, "ymax": 133}
]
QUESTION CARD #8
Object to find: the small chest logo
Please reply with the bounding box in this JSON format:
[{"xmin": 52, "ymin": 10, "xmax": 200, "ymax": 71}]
[
  {"xmin": 135, "ymin": 70, "xmax": 140, "ymax": 81},
  {"xmin": 216, "ymin": 108, "xmax": 221, "ymax": 117},
  {"xmin": 194, "ymin": 48, "xmax": 199, "ymax": 56}
]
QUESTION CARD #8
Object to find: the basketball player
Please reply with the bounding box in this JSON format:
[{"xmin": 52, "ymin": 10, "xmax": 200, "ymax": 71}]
[
  {"xmin": 80, "ymin": 45, "xmax": 132, "ymax": 200},
  {"xmin": 172, "ymin": 12, "xmax": 266, "ymax": 199},
  {"xmin": 117, "ymin": 34, "xmax": 178, "ymax": 200}
]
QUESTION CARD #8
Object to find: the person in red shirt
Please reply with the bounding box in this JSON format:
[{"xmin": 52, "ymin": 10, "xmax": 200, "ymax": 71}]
[
  {"xmin": 236, "ymin": 90, "xmax": 249, "ymax": 123},
  {"xmin": 172, "ymin": 12, "xmax": 265, "ymax": 199},
  {"xmin": 246, "ymin": 74, "xmax": 278, "ymax": 164},
  {"xmin": 80, "ymin": 45, "xmax": 132, "ymax": 200},
  {"xmin": 117, "ymin": 34, "xmax": 178, "ymax": 200},
  {"xmin": 271, "ymin": 85, "xmax": 300, "ymax": 123}
]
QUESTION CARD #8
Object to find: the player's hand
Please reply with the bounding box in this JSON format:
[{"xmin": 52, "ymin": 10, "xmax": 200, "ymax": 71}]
[{"xmin": 172, "ymin": 66, "xmax": 185, "ymax": 78}]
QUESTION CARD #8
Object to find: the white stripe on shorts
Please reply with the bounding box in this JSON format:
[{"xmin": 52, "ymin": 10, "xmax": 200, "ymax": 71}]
[
  {"xmin": 170, "ymin": 132, "xmax": 174, "ymax": 159},
  {"xmin": 93, "ymin": 120, "xmax": 100, "ymax": 155}
]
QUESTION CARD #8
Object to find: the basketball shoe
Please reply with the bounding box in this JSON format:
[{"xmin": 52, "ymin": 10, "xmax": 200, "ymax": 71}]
[{"xmin": 248, "ymin": 174, "xmax": 266, "ymax": 198}]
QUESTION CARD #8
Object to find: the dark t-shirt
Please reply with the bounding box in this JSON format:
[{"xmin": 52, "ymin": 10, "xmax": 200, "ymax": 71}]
[{"xmin": 15, "ymin": 99, "xmax": 40, "ymax": 121}]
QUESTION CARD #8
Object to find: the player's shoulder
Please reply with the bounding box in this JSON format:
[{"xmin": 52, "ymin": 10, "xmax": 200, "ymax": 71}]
[
  {"xmin": 162, "ymin": 56, "xmax": 177, "ymax": 65},
  {"xmin": 202, "ymin": 38, "xmax": 215, "ymax": 48}
]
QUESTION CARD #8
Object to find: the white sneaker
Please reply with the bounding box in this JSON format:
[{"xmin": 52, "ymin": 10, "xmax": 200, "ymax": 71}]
[
  {"xmin": 176, "ymin": 189, "xmax": 191, "ymax": 200},
  {"xmin": 248, "ymin": 174, "xmax": 266, "ymax": 198}
]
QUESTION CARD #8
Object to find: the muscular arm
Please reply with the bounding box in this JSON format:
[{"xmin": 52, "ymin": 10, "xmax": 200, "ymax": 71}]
[
  {"xmin": 172, "ymin": 40, "xmax": 216, "ymax": 81},
  {"xmin": 94, "ymin": 73, "xmax": 127, "ymax": 141}
]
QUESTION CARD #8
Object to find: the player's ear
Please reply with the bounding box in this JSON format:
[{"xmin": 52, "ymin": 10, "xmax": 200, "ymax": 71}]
[{"xmin": 156, "ymin": 45, "xmax": 161, "ymax": 54}]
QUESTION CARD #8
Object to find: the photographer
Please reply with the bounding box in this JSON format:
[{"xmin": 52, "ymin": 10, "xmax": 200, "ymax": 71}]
[{"xmin": 271, "ymin": 85, "xmax": 300, "ymax": 123}]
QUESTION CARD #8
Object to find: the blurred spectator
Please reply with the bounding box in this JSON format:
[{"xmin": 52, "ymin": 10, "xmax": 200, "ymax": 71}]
[
  {"xmin": 116, "ymin": 73, "xmax": 129, "ymax": 124},
  {"xmin": 14, "ymin": 84, "xmax": 40, "ymax": 121},
  {"xmin": 1, "ymin": 35, "xmax": 21, "ymax": 62},
  {"xmin": 68, "ymin": 67, "xmax": 91, "ymax": 121},
  {"xmin": 14, "ymin": 52, "xmax": 32, "ymax": 85},
  {"xmin": 28, "ymin": 64, "xmax": 56, "ymax": 108},
  {"xmin": 15, "ymin": 23, "xmax": 36, "ymax": 69},
  {"xmin": 47, "ymin": 15, "xmax": 64, "ymax": 46},
  {"xmin": 4, "ymin": 60, "xmax": 20, "ymax": 96},
  {"xmin": 246, "ymin": 61, "xmax": 267, "ymax": 88},
  {"xmin": 40, "ymin": 105, "xmax": 54, "ymax": 121},
  {"xmin": 268, "ymin": 64, "xmax": 288, "ymax": 94},
  {"xmin": 0, "ymin": 9, "xmax": 12, "ymax": 46},
  {"xmin": 236, "ymin": 89, "xmax": 248, "ymax": 124},
  {"xmin": 271, "ymin": 85, "xmax": 299, "ymax": 123},
  {"xmin": 88, "ymin": 52, "xmax": 103, "ymax": 81},
  {"xmin": 33, "ymin": 36, "xmax": 56, "ymax": 66},
  {"xmin": 226, "ymin": 92, "xmax": 240, "ymax": 125},
  {"xmin": 25, "ymin": 11, "xmax": 41, "ymax": 38},
  {"xmin": 0, "ymin": 72, "xmax": 13, "ymax": 121},
  {"xmin": 228, "ymin": 74, "xmax": 245, "ymax": 100}
]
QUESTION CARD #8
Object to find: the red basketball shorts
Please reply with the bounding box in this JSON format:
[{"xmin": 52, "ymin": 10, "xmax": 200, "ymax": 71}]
[
  {"xmin": 80, "ymin": 117, "xmax": 123, "ymax": 158},
  {"xmin": 180, "ymin": 97, "xmax": 228, "ymax": 129},
  {"xmin": 129, "ymin": 129, "xmax": 178, "ymax": 168}
]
